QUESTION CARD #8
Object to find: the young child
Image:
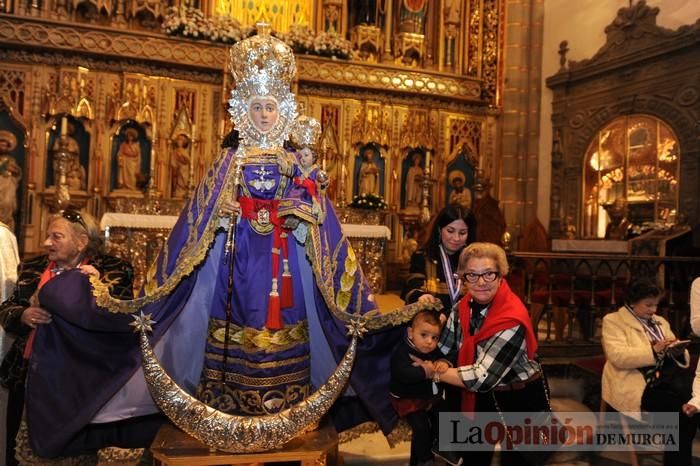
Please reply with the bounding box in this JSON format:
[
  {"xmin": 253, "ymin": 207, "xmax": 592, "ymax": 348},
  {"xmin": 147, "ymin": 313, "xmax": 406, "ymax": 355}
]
[{"xmin": 390, "ymin": 309, "xmax": 462, "ymax": 466}]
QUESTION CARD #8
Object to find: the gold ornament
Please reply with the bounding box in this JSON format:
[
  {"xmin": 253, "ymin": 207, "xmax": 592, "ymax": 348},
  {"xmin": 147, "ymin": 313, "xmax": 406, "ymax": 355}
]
[
  {"xmin": 129, "ymin": 312, "xmax": 156, "ymax": 333},
  {"xmin": 227, "ymin": 31, "xmax": 298, "ymax": 151},
  {"xmin": 137, "ymin": 323, "xmax": 362, "ymax": 452},
  {"xmin": 290, "ymin": 115, "xmax": 322, "ymax": 149}
]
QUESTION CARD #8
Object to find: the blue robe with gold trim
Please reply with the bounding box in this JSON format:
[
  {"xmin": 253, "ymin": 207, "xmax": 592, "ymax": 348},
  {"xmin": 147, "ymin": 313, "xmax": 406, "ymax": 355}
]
[{"xmin": 27, "ymin": 148, "xmax": 418, "ymax": 457}]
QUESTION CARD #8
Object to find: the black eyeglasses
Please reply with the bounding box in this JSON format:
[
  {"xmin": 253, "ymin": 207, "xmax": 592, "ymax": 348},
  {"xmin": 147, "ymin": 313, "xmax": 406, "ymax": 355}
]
[
  {"xmin": 462, "ymin": 271, "xmax": 499, "ymax": 283},
  {"xmin": 62, "ymin": 209, "xmax": 88, "ymax": 231}
]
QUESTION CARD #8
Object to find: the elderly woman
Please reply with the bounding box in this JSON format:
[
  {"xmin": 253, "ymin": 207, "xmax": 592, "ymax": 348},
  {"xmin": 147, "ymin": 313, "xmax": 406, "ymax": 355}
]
[
  {"xmin": 0, "ymin": 210, "xmax": 134, "ymax": 465},
  {"xmin": 414, "ymin": 242, "xmax": 546, "ymax": 466},
  {"xmin": 602, "ymin": 277, "xmax": 696, "ymax": 466}
]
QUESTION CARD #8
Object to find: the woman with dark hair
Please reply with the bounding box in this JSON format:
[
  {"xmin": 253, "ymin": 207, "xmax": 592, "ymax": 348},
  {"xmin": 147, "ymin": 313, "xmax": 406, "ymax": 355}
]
[
  {"xmin": 602, "ymin": 277, "xmax": 697, "ymax": 466},
  {"xmin": 402, "ymin": 204, "xmax": 476, "ymax": 319}
]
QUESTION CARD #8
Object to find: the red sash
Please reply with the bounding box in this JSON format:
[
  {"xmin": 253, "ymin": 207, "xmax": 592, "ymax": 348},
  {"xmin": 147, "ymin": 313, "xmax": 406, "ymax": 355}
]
[
  {"xmin": 238, "ymin": 197, "xmax": 293, "ymax": 330},
  {"xmin": 293, "ymin": 176, "xmax": 318, "ymax": 200},
  {"xmin": 456, "ymin": 280, "xmax": 538, "ymax": 413}
]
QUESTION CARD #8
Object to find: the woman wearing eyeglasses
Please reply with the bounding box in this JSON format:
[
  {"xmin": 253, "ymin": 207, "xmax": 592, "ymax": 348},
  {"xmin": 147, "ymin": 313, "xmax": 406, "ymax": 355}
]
[
  {"xmin": 0, "ymin": 210, "xmax": 134, "ymax": 465},
  {"xmin": 401, "ymin": 204, "xmax": 476, "ymax": 320},
  {"xmin": 411, "ymin": 242, "xmax": 549, "ymax": 466}
]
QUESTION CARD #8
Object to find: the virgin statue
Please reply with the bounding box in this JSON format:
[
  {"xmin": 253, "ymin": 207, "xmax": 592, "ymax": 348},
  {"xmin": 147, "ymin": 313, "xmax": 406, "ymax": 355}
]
[{"xmin": 23, "ymin": 31, "xmax": 422, "ymax": 459}]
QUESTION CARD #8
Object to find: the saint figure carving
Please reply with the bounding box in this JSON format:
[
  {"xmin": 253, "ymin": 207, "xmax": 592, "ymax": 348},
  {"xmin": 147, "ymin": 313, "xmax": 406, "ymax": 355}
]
[
  {"xmin": 0, "ymin": 131, "xmax": 21, "ymax": 230},
  {"xmin": 170, "ymin": 134, "xmax": 190, "ymax": 198},
  {"xmin": 358, "ymin": 148, "xmax": 380, "ymax": 196},
  {"xmin": 404, "ymin": 152, "xmax": 424, "ymax": 207},
  {"xmin": 117, "ymin": 127, "xmax": 142, "ymax": 191}
]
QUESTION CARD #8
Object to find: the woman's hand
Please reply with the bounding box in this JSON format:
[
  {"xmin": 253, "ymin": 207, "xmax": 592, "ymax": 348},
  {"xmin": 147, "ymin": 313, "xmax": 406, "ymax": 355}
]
[
  {"xmin": 79, "ymin": 265, "xmax": 100, "ymax": 279},
  {"xmin": 277, "ymin": 153, "xmax": 291, "ymax": 175},
  {"xmin": 652, "ymin": 339, "xmax": 673, "ymax": 354},
  {"xmin": 434, "ymin": 360, "xmax": 450, "ymax": 374},
  {"xmin": 21, "ymin": 307, "xmax": 52, "ymax": 329},
  {"xmin": 682, "ymin": 403, "xmax": 698, "ymax": 416},
  {"xmin": 417, "ymin": 293, "xmax": 439, "ymax": 304},
  {"xmin": 219, "ymin": 200, "xmax": 241, "ymax": 217}
]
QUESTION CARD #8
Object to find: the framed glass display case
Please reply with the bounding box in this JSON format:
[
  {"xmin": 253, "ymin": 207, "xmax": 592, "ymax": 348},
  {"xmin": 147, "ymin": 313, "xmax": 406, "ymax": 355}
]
[{"xmin": 582, "ymin": 114, "xmax": 679, "ymax": 238}]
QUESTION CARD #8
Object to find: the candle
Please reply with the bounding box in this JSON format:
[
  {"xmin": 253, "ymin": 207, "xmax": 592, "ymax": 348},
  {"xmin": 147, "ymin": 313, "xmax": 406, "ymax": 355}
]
[
  {"xmin": 150, "ymin": 123, "xmax": 157, "ymax": 171},
  {"xmin": 425, "ymin": 149, "xmax": 431, "ymax": 169},
  {"xmin": 60, "ymin": 116, "xmax": 67, "ymax": 137},
  {"xmin": 343, "ymin": 140, "xmax": 348, "ymax": 156},
  {"xmin": 322, "ymin": 158, "xmax": 327, "ymax": 171},
  {"xmin": 219, "ymin": 119, "xmax": 224, "ymax": 137},
  {"xmin": 192, "ymin": 124, "xmax": 197, "ymax": 142}
]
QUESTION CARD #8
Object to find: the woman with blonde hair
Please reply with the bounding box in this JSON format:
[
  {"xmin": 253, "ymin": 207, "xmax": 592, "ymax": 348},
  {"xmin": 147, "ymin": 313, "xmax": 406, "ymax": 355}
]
[{"xmin": 412, "ymin": 242, "xmax": 549, "ymax": 465}]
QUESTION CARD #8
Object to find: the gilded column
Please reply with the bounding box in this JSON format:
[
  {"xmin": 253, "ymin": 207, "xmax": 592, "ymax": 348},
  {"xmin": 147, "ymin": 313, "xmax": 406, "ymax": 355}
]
[{"xmin": 380, "ymin": 0, "xmax": 393, "ymax": 62}]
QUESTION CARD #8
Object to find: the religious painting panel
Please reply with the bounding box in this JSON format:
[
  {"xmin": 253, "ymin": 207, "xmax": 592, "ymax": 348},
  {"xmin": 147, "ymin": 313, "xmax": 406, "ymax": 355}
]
[
  {"xmin": 110, "ymin": 121, "xmax": 151, "ymax": 193},
  {"xmin": 398, "ymin": 0, "xmax": 428, "ymax": 34},
  {"xmin": 351, "ymin": 0, "xmax": 379, "ymax": 26},
  {"xmin": 46, "ymin": 114, "xmax": 89, "ymax": 191},
  {"xmin": 354, "ymin": 142, "xmax": 385, "ymax": 198},
  {"xmin": 214, "ymin": 0, "xmax": 313, "ymax": 31},
  {"xmin": 445, "ymin": 150, "xmax": 475, "ymax": 210},
  {"xmin": 400, "ymin": 147, "xmax": 425, "ymax": 210},
  {"xmin": 0, "ymin": 113, "xmax": 25, "ymax": 233}
]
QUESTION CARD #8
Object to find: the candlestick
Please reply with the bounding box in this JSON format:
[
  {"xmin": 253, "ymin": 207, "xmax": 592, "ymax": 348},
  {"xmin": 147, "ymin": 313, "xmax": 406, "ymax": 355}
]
[
  {"xmin": 60, "ymin": 116, "xmax": 67, "ymax": 137},
  {"xmin": 150, "ymin": 124, "xmax": 157, "ymax": 172}
]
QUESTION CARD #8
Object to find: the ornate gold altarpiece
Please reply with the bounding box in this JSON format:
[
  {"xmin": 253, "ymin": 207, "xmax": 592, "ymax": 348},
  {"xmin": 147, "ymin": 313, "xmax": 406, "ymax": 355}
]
[
  {"xmin": 0, "ymin": 0, "xmax": 505, "ymax": 287},
  {"xmin": 100, "ymin": 210, "xmax": 391, "ymax": 295}
]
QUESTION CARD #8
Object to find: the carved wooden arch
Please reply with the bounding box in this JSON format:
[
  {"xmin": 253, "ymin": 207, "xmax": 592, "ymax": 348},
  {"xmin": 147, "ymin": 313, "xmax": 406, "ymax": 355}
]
[{"xmin": 546, "ymin": 1, "xmax": 700, "ymax": 238}]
